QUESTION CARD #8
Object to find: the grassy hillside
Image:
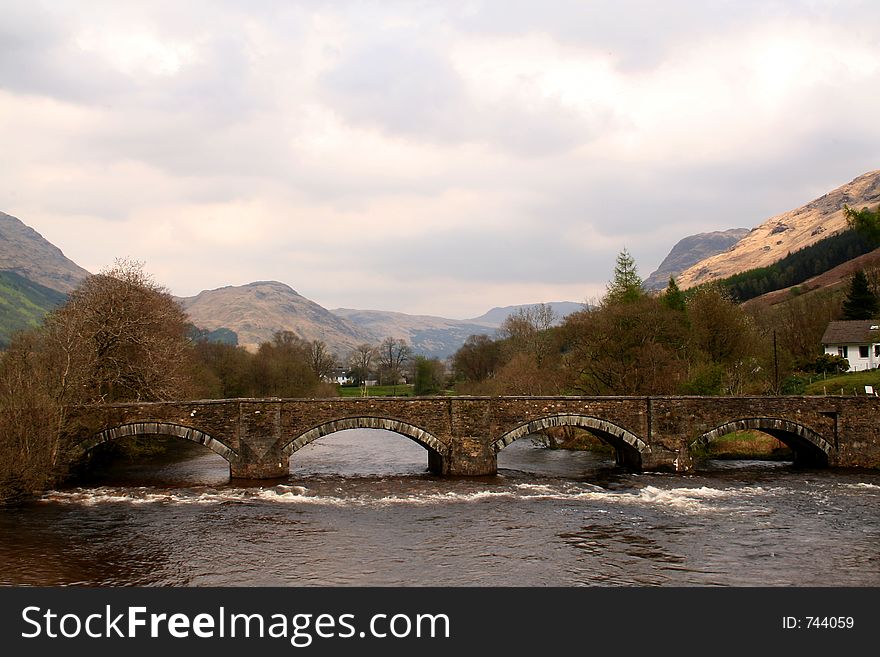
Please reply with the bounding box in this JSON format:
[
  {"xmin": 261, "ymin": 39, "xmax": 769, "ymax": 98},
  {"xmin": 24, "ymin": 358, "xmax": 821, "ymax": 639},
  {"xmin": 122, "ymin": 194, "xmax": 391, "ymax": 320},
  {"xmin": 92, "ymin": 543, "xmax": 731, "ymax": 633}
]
[
  {"xmin": 803, "ymin": 370, "xmax": 880, "ymax": 396},
  {"xmin": 0, "ymin": 270, "xmax": 67, "ymax": 347}
]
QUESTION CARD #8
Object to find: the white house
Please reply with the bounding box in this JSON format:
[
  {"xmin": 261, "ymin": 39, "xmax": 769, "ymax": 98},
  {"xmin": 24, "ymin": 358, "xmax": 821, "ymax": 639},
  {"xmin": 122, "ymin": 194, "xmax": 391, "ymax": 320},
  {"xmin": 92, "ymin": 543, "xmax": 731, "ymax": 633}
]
[{"xmin": 821, "ymin": 320, "xmax": 880, "ymax": 371}]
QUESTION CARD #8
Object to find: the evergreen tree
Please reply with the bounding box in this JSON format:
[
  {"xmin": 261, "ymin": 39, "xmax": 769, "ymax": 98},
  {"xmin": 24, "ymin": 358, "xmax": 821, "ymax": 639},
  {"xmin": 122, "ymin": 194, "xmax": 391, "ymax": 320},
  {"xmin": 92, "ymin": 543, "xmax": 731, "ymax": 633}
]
[
  {"xmin": 604, "ymin": 249, "xmax": 644, "ymax": 305},
  {"xmin": 841, "ymin": 270, "xmax": 879, "ymax": 320},
  {"xmin": 661, "ymin": 276, "xmax": 686, "ymax": 312}
]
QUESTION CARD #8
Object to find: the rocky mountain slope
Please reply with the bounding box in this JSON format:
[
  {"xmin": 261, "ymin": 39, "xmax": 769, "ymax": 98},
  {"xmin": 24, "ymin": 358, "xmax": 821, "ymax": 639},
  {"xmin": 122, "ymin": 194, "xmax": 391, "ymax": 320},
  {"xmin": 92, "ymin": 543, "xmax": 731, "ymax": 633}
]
[
  {"xmin": 676, "ymin": 171, "xmax": 880, "ymax": 289},
  {"xmin": 645, "ymin": 228, "xmax": 749, "ymax": 290},
  {"xmin": 0, "ymin": 211, "xmax": 90, "ymax": 293},
  {"xmin": 177, "ymin": 281, "xmax": 373, "ymax": 354}
]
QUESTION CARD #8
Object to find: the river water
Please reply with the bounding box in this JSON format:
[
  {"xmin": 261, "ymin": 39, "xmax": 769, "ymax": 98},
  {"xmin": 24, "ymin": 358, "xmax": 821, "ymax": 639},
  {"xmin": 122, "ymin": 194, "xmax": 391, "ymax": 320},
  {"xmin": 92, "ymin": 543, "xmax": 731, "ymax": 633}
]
[{"xmin": 1, "ymin": 429, "xmax": 878, "ymax": 586}]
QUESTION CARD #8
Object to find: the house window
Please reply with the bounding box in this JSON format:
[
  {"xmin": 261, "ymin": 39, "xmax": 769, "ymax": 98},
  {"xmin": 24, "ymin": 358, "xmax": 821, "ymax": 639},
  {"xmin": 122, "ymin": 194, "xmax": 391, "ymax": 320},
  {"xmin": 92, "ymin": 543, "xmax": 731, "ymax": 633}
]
[
  {"xmin": 876, "ymin": 345, "xmax": 880, "ymax": 358},
  {"xmin": 860, "ymin": 345, "xmax": 870, "ymax": 359},
  {"xmin": 838, "ymin": 346, "xmax": 848, "ymax": 358}
]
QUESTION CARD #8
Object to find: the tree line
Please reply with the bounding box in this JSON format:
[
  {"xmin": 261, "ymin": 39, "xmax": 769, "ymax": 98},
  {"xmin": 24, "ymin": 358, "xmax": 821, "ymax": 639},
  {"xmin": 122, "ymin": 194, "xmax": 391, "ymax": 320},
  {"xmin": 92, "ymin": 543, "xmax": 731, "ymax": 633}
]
[{"xmin": 450, "ymin": 248, "xmax": 880, "ymax": 398}]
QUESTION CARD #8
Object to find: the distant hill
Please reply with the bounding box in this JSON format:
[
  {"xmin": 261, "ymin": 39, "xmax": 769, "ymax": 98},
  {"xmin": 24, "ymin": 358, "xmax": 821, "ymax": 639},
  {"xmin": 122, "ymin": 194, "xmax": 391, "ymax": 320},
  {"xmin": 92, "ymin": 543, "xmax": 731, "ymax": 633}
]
[
  {"xmin": 645, "ymin": 228, "xmax": 749, "ymax": 291},
  {"xmin": 331, "ymin": 308, "xmax": 497, "ymax": 358},
  {"xmin": 0, "ymin": 271, "xmax": 67, "ymax": 347},
  {"xmin": 334, "ymin": 302, "xmax": 584, "ymax": 358},
  {"xmin": 466, "ymin": 302, "xmax": 584, "ymax": 327},
  {"xmin": 0, "ymin": 211, "xmax": 90, "ymax": 293},
  {"xmin": 676, "ymin": 170, "xmax": 880, "ymax": 289},
  {"xmin": 177, "ymin": 281, "xmax": 373, "ymax": 354}
]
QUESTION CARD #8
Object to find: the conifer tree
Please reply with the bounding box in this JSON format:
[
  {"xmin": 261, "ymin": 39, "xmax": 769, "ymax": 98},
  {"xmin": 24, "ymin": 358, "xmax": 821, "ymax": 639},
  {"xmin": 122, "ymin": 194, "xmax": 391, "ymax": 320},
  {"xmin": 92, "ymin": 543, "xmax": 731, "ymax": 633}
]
[
  {"xmin": 661, "ymin": 276, "xmax": 686, "ymax": 312},
  {"xmin": 841, "ymin": 270, "xmax": 879, "ymax": 320},
  {"xmin": 604, "ymin": 249, "xmax": 644, "ymax": 305}
]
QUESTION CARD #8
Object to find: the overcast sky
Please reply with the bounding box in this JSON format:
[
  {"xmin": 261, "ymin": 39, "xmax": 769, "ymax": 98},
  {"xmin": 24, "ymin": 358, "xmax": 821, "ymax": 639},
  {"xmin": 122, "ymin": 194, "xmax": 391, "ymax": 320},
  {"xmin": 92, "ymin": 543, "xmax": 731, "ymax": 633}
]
[{"xmin": 2, "ymin": 1, "xmax": 879, "ymax": 317}]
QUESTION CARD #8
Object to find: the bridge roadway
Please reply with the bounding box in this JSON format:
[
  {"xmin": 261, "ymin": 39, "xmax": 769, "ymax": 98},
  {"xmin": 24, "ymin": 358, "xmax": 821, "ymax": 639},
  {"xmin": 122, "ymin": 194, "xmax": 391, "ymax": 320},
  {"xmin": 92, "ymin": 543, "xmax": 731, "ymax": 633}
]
[{"xmin": 65, "ymin": 396, "xmax": 880, "ymax": 479}]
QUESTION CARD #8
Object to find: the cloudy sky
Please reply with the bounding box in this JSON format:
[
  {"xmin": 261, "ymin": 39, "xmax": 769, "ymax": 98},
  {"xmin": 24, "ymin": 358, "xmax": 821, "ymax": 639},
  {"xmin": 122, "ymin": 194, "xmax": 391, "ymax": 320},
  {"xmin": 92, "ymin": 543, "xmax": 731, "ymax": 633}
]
[{"xmin": 2, "ymin": 1, "xmax": 879, "ymax": 317}]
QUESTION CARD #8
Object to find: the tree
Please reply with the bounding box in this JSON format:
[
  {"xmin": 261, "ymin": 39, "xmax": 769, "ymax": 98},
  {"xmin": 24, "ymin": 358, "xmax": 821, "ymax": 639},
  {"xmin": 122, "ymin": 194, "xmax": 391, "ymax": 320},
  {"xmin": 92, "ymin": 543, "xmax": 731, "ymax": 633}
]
[
  {"xmin": 844, "ymin": 204, "xmax": 880, "ymax": 245},
  {"xmin": 661, "ymin": 276, "xmax": 686, "ymax": 312},
  {"xmin": 604, "ymin": 249, "xmax": 644, "ymax": 305},
  {"xmin": 413, "ymin": 356, "xmax": 445, "ymax": 395},
  {"xmin": 253, "ymin": 331, "xmax": 322, "ymax": 397},
  {"xmin": 841, "ymin": 270, "xmax": 879, "ymax": 320},
  {"xmin": 452, "ymin": 334, "xmax": 502, "ymax": 383},
  {"xmin": 307, "ymin": 340, "xmax": 336, "ymax": 381},
  {"xmin": 563, "ymin": 296, "xmax": 689, "ymax": 395},
  {"xmin": 686, "ymin": 286, "xmax": 766, "ymax": 394},
  {"xmin": 43, "ymin": 259, "xmax": 195, "ymax": 404},
  {"xmin": 347, "ymin": 343, "xmax": 377, "ymax": 387},
  {"xmin": 0, "ymin": 259, "xmax": 198, "ymax": 502},
  {"xmin": 376, "ymin": 337, "xmax": 412, "ymax": 386},
  {"xmin": 499, "ymin": 303, "xmax": 557, "ymax": 366},
  {"xmin": 192, "ymin": 341, "xmax": 255, "ymax": 398},
  {"xmin": 0, "ymin": 332, "xmax": 65, "ymax": 502}
]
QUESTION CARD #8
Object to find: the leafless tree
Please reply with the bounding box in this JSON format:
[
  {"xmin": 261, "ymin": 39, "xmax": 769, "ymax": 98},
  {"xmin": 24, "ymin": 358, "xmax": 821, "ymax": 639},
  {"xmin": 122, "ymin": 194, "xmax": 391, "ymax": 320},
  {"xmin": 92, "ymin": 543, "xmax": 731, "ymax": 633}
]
[
  {"xmin": 499, "ymin": 304, "xmax": 557, "ymax": 366},
  {"xmin": 307, "ymin": 340, "xmax": 337, "ymax": 381},
  {"xmin": 376, "ymin": 337, "xmax": 412, "ymax": 386},
  {"xmin": 347, "ymin": 343, "xmax": 377, "ymax": 386}
]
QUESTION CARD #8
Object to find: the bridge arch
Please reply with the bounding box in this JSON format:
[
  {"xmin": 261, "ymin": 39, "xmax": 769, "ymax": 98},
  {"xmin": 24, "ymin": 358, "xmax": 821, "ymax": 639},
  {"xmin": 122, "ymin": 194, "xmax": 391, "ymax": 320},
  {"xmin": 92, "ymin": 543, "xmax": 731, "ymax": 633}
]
[
  {"xmin": 282, "ymin": 416, "xmax": 449, "ymax": 458},
  {"xmin": 72, "ymin": 422, "xmax": 238, "ymax": 463},
  {"xmin": 493, "ymin": 414, "xmax": 649, "ymax": 469},
  {"xmin": 691, "ymin": 417, "xmax": 831, "ymax": 467}
]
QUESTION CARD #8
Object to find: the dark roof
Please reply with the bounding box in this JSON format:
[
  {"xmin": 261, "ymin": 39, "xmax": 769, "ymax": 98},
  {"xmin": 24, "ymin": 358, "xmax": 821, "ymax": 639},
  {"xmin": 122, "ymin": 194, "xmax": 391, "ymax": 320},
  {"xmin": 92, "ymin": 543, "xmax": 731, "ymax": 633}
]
[{"xmin": 821, "ymin": 320, "xmax": 880, "ymax": 345}]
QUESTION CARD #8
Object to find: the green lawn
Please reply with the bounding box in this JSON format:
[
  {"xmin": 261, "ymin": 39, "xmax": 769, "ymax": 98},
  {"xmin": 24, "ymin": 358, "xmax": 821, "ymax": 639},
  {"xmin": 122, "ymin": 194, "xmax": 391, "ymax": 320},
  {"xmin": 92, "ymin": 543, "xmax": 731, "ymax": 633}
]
[
  {"xmin": 692, "ymin": 430, "xmax": 792, "ymax": 460},
  {"xmin": 803, "ymin": 370, "xmax": 880, "ymax": 395}
]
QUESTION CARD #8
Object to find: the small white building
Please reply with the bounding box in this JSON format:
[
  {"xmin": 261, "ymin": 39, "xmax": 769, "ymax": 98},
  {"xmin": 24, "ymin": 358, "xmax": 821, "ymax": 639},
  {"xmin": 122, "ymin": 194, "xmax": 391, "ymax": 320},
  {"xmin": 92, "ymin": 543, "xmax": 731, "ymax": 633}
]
[{"xmin": 821, "ymin": 320, "xmax": 880, "ymax": 371}]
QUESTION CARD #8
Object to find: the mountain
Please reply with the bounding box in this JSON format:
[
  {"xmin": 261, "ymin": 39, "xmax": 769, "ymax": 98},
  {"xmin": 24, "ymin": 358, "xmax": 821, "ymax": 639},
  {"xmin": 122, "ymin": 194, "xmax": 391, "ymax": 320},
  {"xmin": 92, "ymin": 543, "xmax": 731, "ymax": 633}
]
[
  {"xmin": 177, "ymin": 281, "xmax": 373, "ymax": 354},
  {"xmin": 0, "ymin": 211, "xmax": 90, "ymax": 346},
  {"xmin": 331, "ymin": 309, "xmax": 497, "ymax": 358},
  {"xmin": 676, "ymin": 171, "xmax": 880, "ymax": 289},
  {"xmin": 0, "ymin": 271, "xmax": 68, "ymax": 347},
  {"xmin": 644, "ymin": 228, "xmax": 749, "ymax": 291},
  {"xmin": 0, "ymin": 211, "xmax": 90, "ymax": 293},
  {"xmin": 466, "ymin": 302, "xmax": 584, "ymax": 327}
]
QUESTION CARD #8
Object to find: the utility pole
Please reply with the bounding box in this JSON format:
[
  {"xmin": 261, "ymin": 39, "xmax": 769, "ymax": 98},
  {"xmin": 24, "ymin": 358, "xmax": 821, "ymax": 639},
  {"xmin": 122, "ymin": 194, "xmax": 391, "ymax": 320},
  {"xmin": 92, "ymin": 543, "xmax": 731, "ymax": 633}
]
[{"xmin": 773, "ymin": 330, "xmax": 779, "ymax": 395}]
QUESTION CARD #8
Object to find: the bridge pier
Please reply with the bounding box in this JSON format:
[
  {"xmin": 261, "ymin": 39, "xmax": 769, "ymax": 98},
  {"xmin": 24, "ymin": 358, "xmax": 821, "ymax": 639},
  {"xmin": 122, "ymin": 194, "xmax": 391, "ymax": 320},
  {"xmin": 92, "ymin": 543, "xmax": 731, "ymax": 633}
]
[
  {"xmin": 429, "ymin": 438, "xmax": 497, "ymax": 476},
  {"xmin": 230, "ymin": 459, "xmax": 288, "ymax": 480},
  {"xmin": 639, "ymin": 446, "xmax": 685, "ymax": 472}
]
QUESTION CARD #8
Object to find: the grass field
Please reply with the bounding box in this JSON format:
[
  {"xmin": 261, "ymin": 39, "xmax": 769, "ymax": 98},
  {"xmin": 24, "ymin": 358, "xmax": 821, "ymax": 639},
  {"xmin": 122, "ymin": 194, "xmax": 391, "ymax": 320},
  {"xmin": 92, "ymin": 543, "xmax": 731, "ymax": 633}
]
[
  {"xmin": 692, "ymin": 430, "xmax": 793, "ymax": 460},
  {"xmin": 803, "ymin": 370, "xmax": 880, "ymax": 395}
]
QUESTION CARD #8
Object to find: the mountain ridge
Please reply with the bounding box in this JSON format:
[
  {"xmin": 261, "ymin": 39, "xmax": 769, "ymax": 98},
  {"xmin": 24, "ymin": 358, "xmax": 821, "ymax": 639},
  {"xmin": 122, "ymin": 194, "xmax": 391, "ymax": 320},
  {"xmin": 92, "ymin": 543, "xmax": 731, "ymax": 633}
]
[
  {"xmin": 676, "ymin": 171, "xmax": 880, "ymax": 289},
  {"xmin": 0, "ymin": 211, "xmax": 90, "ymax": 293},
  {"xmin": 645, "ymin": 228, "xmax": 750, "ymax": 290}
]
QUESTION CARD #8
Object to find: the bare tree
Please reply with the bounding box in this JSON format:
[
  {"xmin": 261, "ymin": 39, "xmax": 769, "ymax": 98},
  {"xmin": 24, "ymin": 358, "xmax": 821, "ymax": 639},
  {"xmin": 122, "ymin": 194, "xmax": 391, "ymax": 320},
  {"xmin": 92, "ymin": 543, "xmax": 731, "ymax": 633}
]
[
  {"xmin": 499, "ymin": 304, "xmax": 557, "ymax": 366},
  {"xmin": 347, "ymin": 343, "xmax": 377, "ymax": 387},
  {"xmin": 43, "ymin": 258, "xmax": 195, "ymax": 404},
  {"xmin": 307, "ymin": 340, "xmax": 337, "ymax": 381},
  {"xmin": 376, "ymin": 337, "xmax": 412, "ymax": 387}
]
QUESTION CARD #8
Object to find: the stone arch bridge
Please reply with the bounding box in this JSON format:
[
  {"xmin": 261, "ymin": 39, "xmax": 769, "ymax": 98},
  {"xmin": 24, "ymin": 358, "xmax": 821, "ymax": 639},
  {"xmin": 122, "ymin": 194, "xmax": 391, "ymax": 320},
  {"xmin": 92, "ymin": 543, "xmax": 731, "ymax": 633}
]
[{"xmin": 65, "ymin": 396, "xmax": 880, "ymax": 479}]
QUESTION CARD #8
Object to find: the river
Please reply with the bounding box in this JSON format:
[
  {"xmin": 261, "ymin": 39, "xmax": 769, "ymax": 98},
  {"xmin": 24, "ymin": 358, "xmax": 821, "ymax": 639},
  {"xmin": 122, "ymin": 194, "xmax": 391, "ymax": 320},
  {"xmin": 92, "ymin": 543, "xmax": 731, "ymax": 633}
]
[{"xmin": 1, "ymin": 429, "xmax": 878, "ymax": 586}]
